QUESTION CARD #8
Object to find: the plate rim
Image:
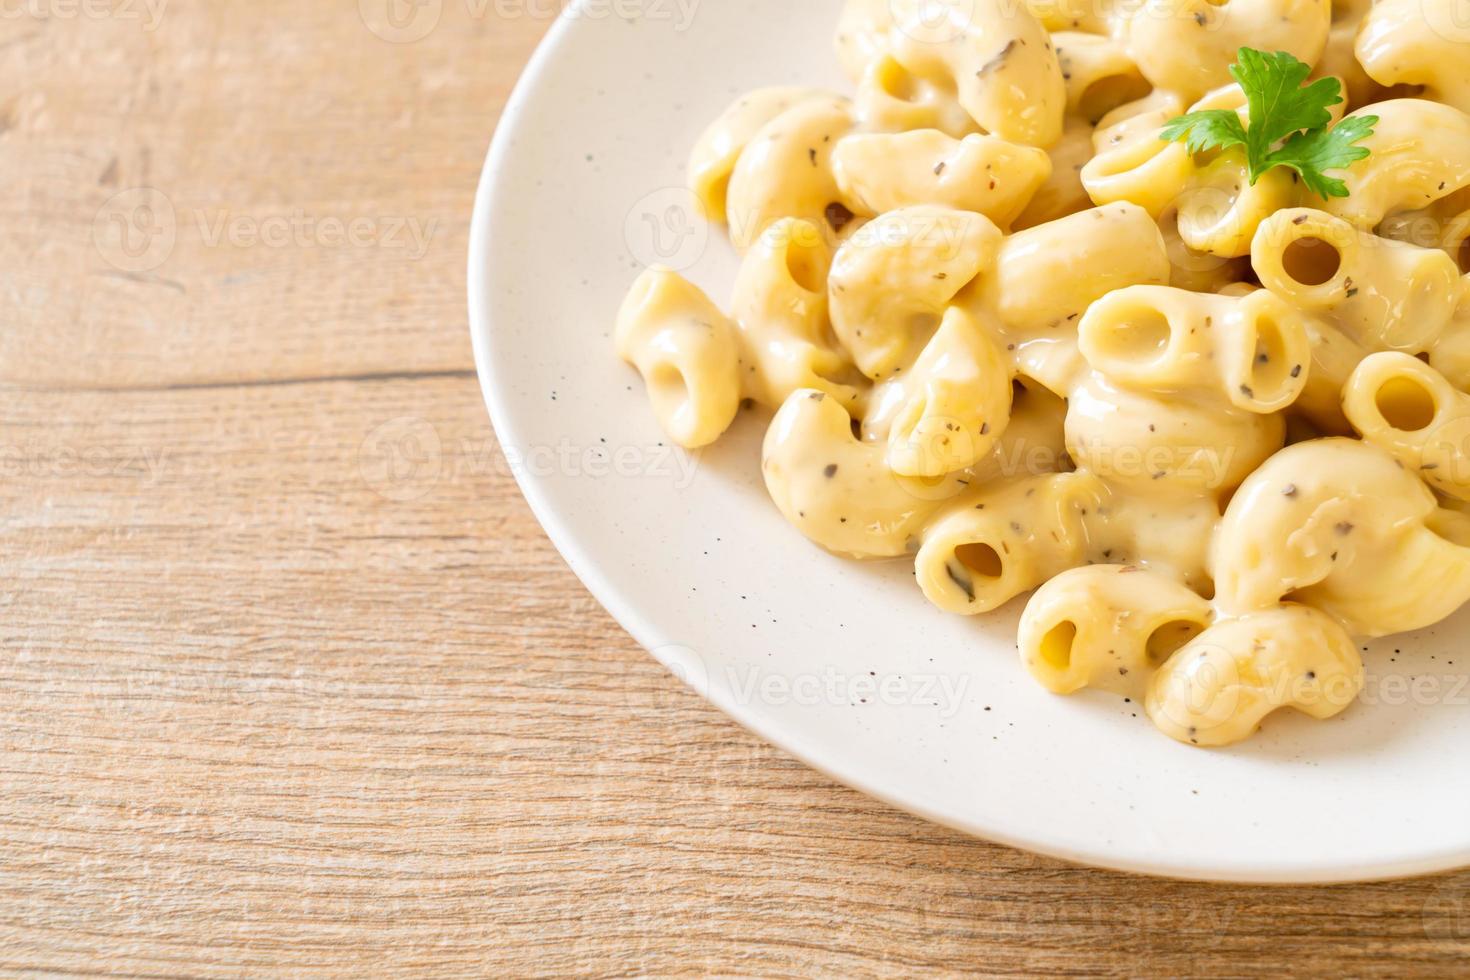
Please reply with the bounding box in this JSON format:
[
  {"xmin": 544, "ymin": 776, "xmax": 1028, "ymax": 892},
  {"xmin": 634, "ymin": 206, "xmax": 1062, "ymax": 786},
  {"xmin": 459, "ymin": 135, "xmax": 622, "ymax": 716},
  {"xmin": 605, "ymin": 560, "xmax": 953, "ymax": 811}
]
[{"xmin": 466, "ymin": 1, "xmax": 1470, "ymax": 885}]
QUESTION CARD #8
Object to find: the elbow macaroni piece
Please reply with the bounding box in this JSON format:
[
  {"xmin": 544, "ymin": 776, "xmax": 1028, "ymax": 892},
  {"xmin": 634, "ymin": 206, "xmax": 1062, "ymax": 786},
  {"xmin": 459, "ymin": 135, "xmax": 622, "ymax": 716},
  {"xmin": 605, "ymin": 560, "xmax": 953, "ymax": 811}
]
[
  {"xmin": 616, "ymin": 267, "xmax": 742, "ymax": 448},
  {"xmin": 874, "ymin": 307, "xmax": 1013, "ymax": 478},
  {"xmin": 828, "ymin": 205, "xmax": 1003, "ymax": 380},
  {"xmin": 1322, "ymin": 100, "xmax": 1470, "ymax": 230},
  {"xmin": 725, "ymin": 95, "xmax": 859, "ymax": 251},
  {"xmin": 1251, "ymin": 208, "xmax": 1464, "ymax": 354},
  {"xmin": 1053, "ymin": 32, "xmax": 1151, "ymax": 126},
  {"xmin": 1343, "ymin": 352, "xmax": 1470, "ymax": 501},
  {"xmin": 1357, "ymin": 0, "xmax": 1470, "ymax": 115},
  {"xmin": 762, "ymin": 388, "xmax": 969, "ymax": 559},
  {"xmin": 1146, "ymin": 605, "xmax": 1363, "ymax": 747},
  {"xmin": 1078, "ymin": 285, "xmax": 1311, "ymax": 413},
  {"xmin": 690, "ymin": 87, "xmax": 829, "ymax": 224},
  {"xmin": 914, "ymin": 471, "xmax": 1105, "ymax": 613},
  {"xmin": 729, "ymin": 218, "xmax": 866, "ymax": 411},
  {"xmin": 853, "ymin": 52, "xmax": 981, "ymax": 139},
  {"xmin": 887, "ymin": 0, "xmax": 1067, "ymax": 147},
  {"xmin": 1213, "ymin": 438, "xmax": 1470, "ymax": 635},
  {"xmin": 1019, "ymin": 564, "xmax": 1212, "ymax": 696},
  {"xmin": 1123, "ymin": 0, "xmax": 1328, "ymax": 104},
  {"xmin": 831, "ymin": 130, "xmax": 1052, "ymax": 229}
]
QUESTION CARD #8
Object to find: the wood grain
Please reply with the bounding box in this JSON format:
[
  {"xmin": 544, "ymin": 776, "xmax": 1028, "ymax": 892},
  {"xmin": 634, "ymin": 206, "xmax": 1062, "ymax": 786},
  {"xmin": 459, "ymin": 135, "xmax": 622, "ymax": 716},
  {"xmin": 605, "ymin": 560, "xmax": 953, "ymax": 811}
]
[{"xmin": 1, "ymin": 2, "xmax": 1467, "ymax": 975}]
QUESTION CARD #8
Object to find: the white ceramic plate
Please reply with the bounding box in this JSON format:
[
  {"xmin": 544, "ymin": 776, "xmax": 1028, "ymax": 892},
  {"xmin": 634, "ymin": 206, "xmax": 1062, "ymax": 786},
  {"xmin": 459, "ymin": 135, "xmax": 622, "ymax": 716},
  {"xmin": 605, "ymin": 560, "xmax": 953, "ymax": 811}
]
[{"xmin": 469, "ymin": 0, "xmax": 1470, "ymax": 882}]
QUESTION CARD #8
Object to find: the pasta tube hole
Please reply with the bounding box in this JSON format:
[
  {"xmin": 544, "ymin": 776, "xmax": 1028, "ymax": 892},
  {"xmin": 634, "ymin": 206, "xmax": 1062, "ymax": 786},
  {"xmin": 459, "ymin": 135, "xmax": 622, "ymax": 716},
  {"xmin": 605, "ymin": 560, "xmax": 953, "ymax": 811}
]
[
  {"xmin": 955, "ymin": 542, "xmax": 1003, "ymax": 579},
  {"xmin": 1146, "ymin": 620, "xmax": 1205, "ymax": 667},
  {"xmin": 1374, "ymin": 377, "xmax": 1437, "ymax": 432},
  {"xmin": 648, "ymin": 363, "xmax": 691, "ymax": 419},
  {"xmin": 1038, "ymin": 620, "xmax": 1076, "ymax": 672},
  {"xmin": 1281, "ymin": 237, "xmax": 1341, "ymax": 286},
  {"xmin": 1457, "ymin": 238, "xmax": 1470, "ymax": 275},
  {"xmin": 784, "ymin": 236, "xmax": 827, "ymax": 294},
  {"xmin": 1248, "ymin": 315, "xmax": 1292, "ymax": 398},
  {"xmin": 1095, "ymin": 309, "xmax": 1171, "ymax": 363},
  {"xmin": 874, "ymin": 58, "xmax": 922, "ymax": 103},
  {"xmin": 1078, "ymin": 76, "xmax": 1151, "ymax": 126}
]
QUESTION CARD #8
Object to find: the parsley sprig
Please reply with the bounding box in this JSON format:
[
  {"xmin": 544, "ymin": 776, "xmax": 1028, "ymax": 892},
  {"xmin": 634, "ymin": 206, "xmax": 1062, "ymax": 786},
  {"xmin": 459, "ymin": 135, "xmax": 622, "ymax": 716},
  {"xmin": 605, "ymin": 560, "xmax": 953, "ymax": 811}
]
[{"xmin": 1159, "ymin": 48, "xmax": 1377, "ymax": 199}]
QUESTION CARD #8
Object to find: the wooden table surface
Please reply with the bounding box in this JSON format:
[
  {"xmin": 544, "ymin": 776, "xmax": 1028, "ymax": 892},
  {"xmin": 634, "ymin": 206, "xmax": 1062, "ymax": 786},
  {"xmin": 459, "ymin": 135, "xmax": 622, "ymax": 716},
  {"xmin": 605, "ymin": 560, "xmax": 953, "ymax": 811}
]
[{"xmin": 2, "ymin": 2, "xmax": 1468, "ymax": 975}]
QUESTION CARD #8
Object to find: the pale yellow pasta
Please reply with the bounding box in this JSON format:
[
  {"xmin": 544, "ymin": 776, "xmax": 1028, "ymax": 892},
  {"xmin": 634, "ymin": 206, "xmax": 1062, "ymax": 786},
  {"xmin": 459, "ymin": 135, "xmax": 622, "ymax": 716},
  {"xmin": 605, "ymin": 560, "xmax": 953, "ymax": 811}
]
[
  {"xmin": 1083, "ymin": 493, "xmax": 1219, "ymax": 592},
  {"xmin": 1212, "ymin": 438, "xmax": 1470, "ymax": 635},
  {"xmin": 614, "ymin": 1, "xmax": 1470, "ymax": 748},
  {"xmin": 1084, "ymin": 85, "xmax": 1302, "ymax": 257},
  {"xmin": 962, "ymin": 377, "xmax": 1070, "ymax": 485},
  {"xmin": 1012, "ymin": 115, "xmax": 1097, "ymax": 230},
  {"xmin": 690, "ymin": 87, "xmax": 829, "ymax": 224},
  {"xmin": 1123, "ymin": 0, "xmax": 1329, "ymax": 103},
  {"xmin": 888, "ymin": 0, "xmax": 1067, "ymax": 147},
  {"xmin": 876, "ymin": 307, "xmax": 1013, "ymax": 478},
  {"xmin": 615, "ymin": 267, "xmax": 742, "ymax": 448},
  {"xmin": 853, "ymin": 51, "xmax": 980, "ymax": 139},
  {"xmin": 1019, "ymin": 565, "xmax": 1212, "ymax": 695},
  {"xmin": 1251, "ymin": 208, "xmax": 1463, "ymax": 353},
  {"xmin": 1020, "ymin": 0, "xmax": 1117, "ymax": 34},
  {"xmin": 1052, "ymin": 32, "xmax": 1151, "ymax": 126},
  {"xmin": 1078, "ymin": 285, "xmax": 1312, "ymax": 413},
  {"xmin": 1322, "ymin": 100, "xmax": 1470, "ymax": 230},
  {"xmin": 914, "ymin": 472, "xmax": 1104, "ymax": 613},
  {"xmin": 1313, "ymin": 0, "xmax": 1383, "ymax": 110},
  {"xmin": 1157, "ymin": 209, "xmax": 1251, "ymax": 293},
  {"xmin": 828, "ymin": 205, "xmax": 1003, "ymax": 380},
  {"xmin": 1431, "ymin": 303, "xmax": 1470, "ymax": 390},
  {"xmin": 964, "ymin": 203, "xmax": 1171, "ymax": 393},
  {"xmin": 1357, "ymin": 0, "xmax": 1470, "ymax": 114},
  {"xmin": 1342, "ymin": 351, "xmax": 1470, "ymax": 501},
  {"xmin": 762, "ymin": 388, "xmax": 969, "ymax": 559},
  {"xmin": 729, "ymin": 218, "xmax": 865, "ymax": 411},
  {"xmin": 1146, "ymin": 605, "xmax": 1363, "ymax": 747},
  {"xmin": 834, "ymin": 0, "xmax": 893, "ymax": 82},
  {"xmin": 725, "ymin": 95, "xmax": 858, "ymax": 251},
  {"xmin": 1377, "ymin": 187, "xmax": 1470, "ymax": 274},
  {"xmin": 831, "ymin": 130, "xmax": 1052, "ymax": 228},
  {"xmin": 1065, "ymin": 373, "xmax": 1285, "ymax": 495},
  {"xmin": 1291, "ymin": 313, "xmax": 1369, "ymax": 434}
]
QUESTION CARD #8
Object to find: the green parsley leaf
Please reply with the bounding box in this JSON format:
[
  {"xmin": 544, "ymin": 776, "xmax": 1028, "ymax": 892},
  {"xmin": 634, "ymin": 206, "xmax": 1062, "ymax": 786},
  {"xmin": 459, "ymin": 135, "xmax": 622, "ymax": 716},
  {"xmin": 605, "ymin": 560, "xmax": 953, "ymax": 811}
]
[
  {"xmin": 1158, "ymin": 47, "xmax": 1377, "ymax": 199},
  {"xmin": 1158, "ymin": 109, "xmax": 1246, "ymax": 156},
  {"xmin": 1263, "ymin": 113, "xmax": 1379, "ymax": 199}
]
